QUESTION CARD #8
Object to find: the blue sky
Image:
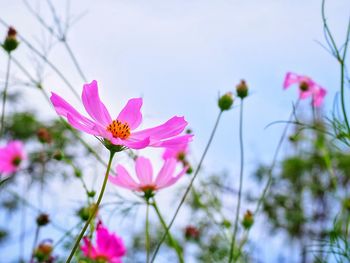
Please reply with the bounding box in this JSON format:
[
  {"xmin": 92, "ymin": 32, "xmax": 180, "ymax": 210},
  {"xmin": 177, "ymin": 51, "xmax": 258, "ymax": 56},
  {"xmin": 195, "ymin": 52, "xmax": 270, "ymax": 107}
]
[{"xmin": 1, "ymin": 0, "xmax": 350, "ymax": 262}]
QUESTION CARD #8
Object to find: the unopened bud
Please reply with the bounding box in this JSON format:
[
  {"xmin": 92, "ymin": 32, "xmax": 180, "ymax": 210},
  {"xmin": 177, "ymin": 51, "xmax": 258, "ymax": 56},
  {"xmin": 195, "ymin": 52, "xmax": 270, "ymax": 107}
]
[
  {"xmin": 77, "ymin": 204, "xmax": 97, "ymax": 221},
  {"xmin": 87, "ymin": 190, "xmax": 96, "ymax": 198},
  {"xmin": 2, "ymin": 26, "xmax": 19, "ymax": 53},
  {"xmin": 342, "ymin": 198, "xmax": 350, "ymax": 211},
  {"xmin": 52, "ymin": 150, "xmax": 64, "ymax": 161},
  {"xmin": 241, "ymin": 210, "xmax": 254, "ymax": 230},
  {"xmin": 36, "ymin": 213, "xmax": 50, "ymax": 226},
  {"xmin": 218, "ymin": 92, "xmax": 234, "ymax": 111},
  {"xmin": 236, "ymin": 80, "xmax": 248, "ymax": 99},
  {"xmin": 37, "ymin": 128, "xmax": 52, "ymax": 144},
  {"xmin": 185, "ymin": 225, "xmax": 200, "ymax": 241},
  {"xmin": 34, "ymin": 241, "xmax": 53, "ymax": 262},
  {"xmin": 74, "ymin": 168, "xmax": 82, "ymax": 178}
]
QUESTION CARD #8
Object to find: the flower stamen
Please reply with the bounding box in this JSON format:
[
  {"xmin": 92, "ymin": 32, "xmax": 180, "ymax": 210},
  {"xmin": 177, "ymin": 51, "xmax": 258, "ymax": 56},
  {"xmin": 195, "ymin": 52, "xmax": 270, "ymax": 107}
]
[{"xmin": 106, "ymin": 120, "xmax": 131, "ymax": 139}]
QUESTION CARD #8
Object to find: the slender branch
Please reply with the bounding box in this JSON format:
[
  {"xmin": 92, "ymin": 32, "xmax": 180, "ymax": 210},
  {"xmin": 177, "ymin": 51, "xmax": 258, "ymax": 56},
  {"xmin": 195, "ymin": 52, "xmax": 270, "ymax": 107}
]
[
  {"xmin": 65, "ymin": 151, "xmax": 115, "ymax": 263},
  {"xmin": 150, "ymin": 110, "xmax": 224, "ymax": 262},
  {"xmin": 228, "ymin": 100, "xmax": 245, "ymax": 262},
  {"xmin": 63, "ymin": 41, "xmax": 87, "ymax": 82},
  {"xmin": 0, "ymin": 54, "xmax": 12, "ymax": 136},
  {"xmin": 0, "ymin": 18, "xmax": 80, "ymax": 100}
]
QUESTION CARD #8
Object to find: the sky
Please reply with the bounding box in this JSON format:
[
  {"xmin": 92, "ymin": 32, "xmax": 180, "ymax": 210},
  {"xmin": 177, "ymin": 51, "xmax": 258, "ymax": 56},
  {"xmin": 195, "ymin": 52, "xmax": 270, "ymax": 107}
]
[{"xmin": 1, "ymin": 0, "xmax": 350, "ymax": 262}]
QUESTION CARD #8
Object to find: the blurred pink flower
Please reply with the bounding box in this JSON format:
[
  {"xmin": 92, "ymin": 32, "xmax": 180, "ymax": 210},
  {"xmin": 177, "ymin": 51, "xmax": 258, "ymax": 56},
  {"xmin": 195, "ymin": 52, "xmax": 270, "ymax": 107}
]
[
  {"xmin": 81, "ymin": 222, "xmax": 126, "ymax": 263},
  {"xmin": 0, "ymin": 140, "xmax": 26, "ymax": 175},
  {"xmin": 109, "ymin": 156, "xmax": 187, "ymax": 192},
  {"xmin": 50, "ymin": 80, "xmax": 192, "ymax": 150},
  {"xmin": 162, "ymin": 144, "xmax": 188, "ymax": 161},
  {"xmin": 283, "ymin": 72, "xmax": 327, "ymax": 107}
]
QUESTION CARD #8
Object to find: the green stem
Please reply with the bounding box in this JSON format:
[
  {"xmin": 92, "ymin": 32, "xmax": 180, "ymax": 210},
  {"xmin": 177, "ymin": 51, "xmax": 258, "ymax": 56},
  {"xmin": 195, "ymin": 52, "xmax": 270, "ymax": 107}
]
[
  {"xmin": 152, "ymin": 199, "xmax": 184, "ymax": 263},
  {"xmin": 0, "ymin": 53, "xmax": 11, "ymax": 136},
  {"xmin": 146, "ymin": 202, "xmax": 150, "ymax": 263},
  {"xmin": 150, "ymin": 110, "xmax": 223, "ymax": 263},
  {"xmin": 234, "ymin": 100, "xmax": 300, "ymax": 261},
  {"xmin": 65, "ymin": 151, "xmax": 115, "ymax": 263},
  {"xmin": 228, "ymin": 100, "xmax": 245, "ymax": 262}
]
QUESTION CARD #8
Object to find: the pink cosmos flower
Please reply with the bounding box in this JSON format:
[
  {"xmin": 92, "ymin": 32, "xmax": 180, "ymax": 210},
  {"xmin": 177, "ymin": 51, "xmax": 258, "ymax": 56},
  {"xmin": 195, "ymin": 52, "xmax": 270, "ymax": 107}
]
[
  {"xmin": 0, "ymin": 140, "xmax": 26, "ymax": 175},
  {"xmin": 283, "ymin": 72, "xmax": 327, "ymax": 107},
  {"xmin": 81, "ymin": 222, "xmax": 126, "ymax": 263},
  {"xmin": 50, "ymin": 80, "xmax": 192, "ymax": 150},
  {"xmin": 109, "ymin": 156, "xmax": 187, "ymax": 192}
]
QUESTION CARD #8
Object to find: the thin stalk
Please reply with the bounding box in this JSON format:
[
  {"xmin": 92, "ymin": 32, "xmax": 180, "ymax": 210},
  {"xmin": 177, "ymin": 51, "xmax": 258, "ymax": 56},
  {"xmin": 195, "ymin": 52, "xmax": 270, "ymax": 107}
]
[
  {"xmin": 321, "ymin": 0, "xmax": 350, "ymax": 134},
  {"xmin": 65, "ymin": 151, "xmax": 115, "ymax": 263},
  {"xmin": 150, "ymin": 110, "xmax": 223, "ymax": 262},
  {"xmin": 63, "ymin": 41, "xmax": 87, "ymax": 82},
  {"xmin": 255, "ymin": 100, "xmax": 299, "ymax": 214},
  {"xmin": 1, "ymin": 54, "xmax": 11, "ymax": 136},
  {"xmin": 152, "ymin": 200, "xmax": 184, "ymax": 263},
  {"xmin": 234, "ymin": 100, "xmax": 300, "ymax": 260},
  {"xmin": 30, "ymin": 226, "xmax": 40, "ymax": 262},
  {"xmin": 228, "ymin": 100, "xmax": 245, "ymax": 262},
  {"xmin": 146, "ymin": 202, "xmax": 150, "ymax": 263}
]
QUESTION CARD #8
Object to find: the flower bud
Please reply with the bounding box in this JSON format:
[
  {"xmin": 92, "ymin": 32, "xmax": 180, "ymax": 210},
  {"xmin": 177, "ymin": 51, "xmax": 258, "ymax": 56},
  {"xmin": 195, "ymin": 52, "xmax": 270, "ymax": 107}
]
[
  {"xmin": 218, "ymin": 92, "xmax": 234, "ymax": 111},
  {"xmin": 342, "ymin": 198, "xmax": 350, "ymax": 212},
  {"xmin": 37, "ymin": 128, "xmax": 52, "ymax": 144},
  {"xmin": 36, "ymin": 213, "xmax": 50, "ymax": 227},
  {"xmin": 236, "ymin": 80, "xmax": 248, "ymax": 99},
  {"xmin": 184, "ymin": 225, "xmax": 200, "ymax": 241},
  {"xmin": 77, "ymin": 204, "xmax": 98, "ymax": 221},
  {"xmin": 34, "ymin": 241, "xmax": 53, "ymax": 262},
  {"xmin": 241, "ymin": 210, "xmax": 254, "ymax": 230},
  {"xmin": 52, "ymin": 150, "xmax": 64, "ymax": 161},
  {"xmin": 2, "ymin": 26, "xmax": 19, "ymax": 53}
]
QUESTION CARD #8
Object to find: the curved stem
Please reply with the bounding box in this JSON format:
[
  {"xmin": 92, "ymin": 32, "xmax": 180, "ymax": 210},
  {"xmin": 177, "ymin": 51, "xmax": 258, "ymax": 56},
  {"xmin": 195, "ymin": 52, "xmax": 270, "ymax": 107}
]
[
  {"xmin": 150, "ymin": 110, "xmax": 223, "ymax": 262},
  {"xmin": 146, "ymin": 202, "xmax": 150, "ymax": 263},
  {"xmin": 228, "ymin": 100, "xmax": 245, "ymax": 262},
  {"xmin": 152, "ymin": 199, "xmax": 184, "ymax": 263},
  {"xmin": 65, "ymin": 151, "xmax": 115, "ymax": 263},
  {"xmin": 1, "ymin": 54, "xmax": 11, "ymax": 136},
  {"xmin": 255, "ymin": 100, "xmax": 299, "ymax": 214}
]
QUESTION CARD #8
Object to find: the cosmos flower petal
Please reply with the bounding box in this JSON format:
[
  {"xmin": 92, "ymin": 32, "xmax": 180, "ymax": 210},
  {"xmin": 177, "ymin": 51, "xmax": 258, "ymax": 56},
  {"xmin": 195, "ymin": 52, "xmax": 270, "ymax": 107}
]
[
  {"xmin": 313, "ymin": 87, "xmax": 327, "ymax": 107},
  {"xmin": 135, "ymin": 157, "xmax": 153, "ymax": 185},
  {"xmin": 131, "ymin": 116, "xmax": 187, "ymax": 140},
  {"xmin": 283, "ymin": 72, "xmax": 300, "ymax": 89},
  {"xmin": 82, "ymin": 80, "xmax": 112, "ymax": 126},
  {"xmin": 154, "ymin": 158, "xmax": 177, "ymax": 187},
  {"xmin": 50, "ymin": 92, "xmax": 94, "ymax": 126},
  {"xmin": 67, "ymin": 114, "xmax": 100, "ymax": 136},
  {"xmin": 117, "ymin": 137, "xmax": 151, "ymax": 150},
  {"xmin": 158, "ymin": 165, "xmax": 188, "ymax": 189},
  {"xmin": 81, "ymin": 223, "xmax": 126, "ymax": 262},
  {"xmin": 117, "ymin": 98, "xmax": 143, "ymax": 130},
  {"xmin": 81, "ymin": 237, "xmax": 97, "ymax": 258},
  {"xmin": 109, "ymin": 165, "xmax": 139, "ymax": 190},
  {"xmin": 152, "ymin": 134, "xmax": 193, "ymax": 148}
]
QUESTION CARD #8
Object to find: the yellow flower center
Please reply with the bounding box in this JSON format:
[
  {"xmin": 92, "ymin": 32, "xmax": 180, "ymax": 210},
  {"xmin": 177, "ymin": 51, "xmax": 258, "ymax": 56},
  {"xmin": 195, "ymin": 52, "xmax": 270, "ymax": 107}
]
[{"xmin": 106, "ymin": 120, "xmax": 131, "ymax": 139}]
